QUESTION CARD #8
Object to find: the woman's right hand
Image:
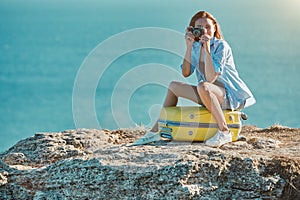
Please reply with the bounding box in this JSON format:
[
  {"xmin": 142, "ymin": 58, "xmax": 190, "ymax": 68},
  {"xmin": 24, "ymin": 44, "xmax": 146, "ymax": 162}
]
[{"xmin": 185, "ymin": 26, "xmax": 195, "ymax": 48}]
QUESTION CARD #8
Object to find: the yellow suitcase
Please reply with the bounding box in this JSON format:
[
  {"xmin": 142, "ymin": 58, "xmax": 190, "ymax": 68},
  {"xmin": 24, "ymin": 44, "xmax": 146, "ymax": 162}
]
[{"xmin": 158, "ymin": 106, "xmax": 245, "ymax": 142}]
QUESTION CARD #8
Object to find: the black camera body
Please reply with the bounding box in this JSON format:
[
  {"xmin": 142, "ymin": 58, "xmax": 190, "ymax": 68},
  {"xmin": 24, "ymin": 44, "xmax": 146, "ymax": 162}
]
[{"xmin": 190, "ymin": 26, "xmax": 205, "ymax": 40}]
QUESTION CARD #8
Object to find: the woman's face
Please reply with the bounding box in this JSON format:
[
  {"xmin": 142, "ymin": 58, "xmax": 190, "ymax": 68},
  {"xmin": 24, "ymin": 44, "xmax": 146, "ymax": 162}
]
[{"xmin": 195, "ymin": 17, "xmax": 215, "ymax": 38}]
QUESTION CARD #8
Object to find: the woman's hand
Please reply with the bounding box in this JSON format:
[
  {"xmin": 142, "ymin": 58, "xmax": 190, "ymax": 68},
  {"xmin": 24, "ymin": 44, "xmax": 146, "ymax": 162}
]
[
  {"xmin": 200, "ymin": 33, "xmax": 211, "ymax": 54},
  {"xmin": 185, "ymin": 26, "xmax": 195, "ymax": 48}
]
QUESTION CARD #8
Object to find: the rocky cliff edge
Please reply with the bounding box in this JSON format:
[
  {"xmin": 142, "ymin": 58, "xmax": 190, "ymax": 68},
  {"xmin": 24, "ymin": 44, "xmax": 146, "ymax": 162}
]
[{"xmin": 0, "ymin": 125, "xmax": 299, "ymax": 199}]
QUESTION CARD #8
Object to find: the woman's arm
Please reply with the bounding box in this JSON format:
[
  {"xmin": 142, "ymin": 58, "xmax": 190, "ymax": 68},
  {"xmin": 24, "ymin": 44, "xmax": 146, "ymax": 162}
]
[
  {"xmin": 182, "ymin": 27, "xmax": 195, "ymax": 77},
  {"xmin": 182, "ymin": 47, "xmax": 193, "ymax": 77},
  {"xmin": 202, "ymin": 39, "xmax": 221, "ymax": 83}
]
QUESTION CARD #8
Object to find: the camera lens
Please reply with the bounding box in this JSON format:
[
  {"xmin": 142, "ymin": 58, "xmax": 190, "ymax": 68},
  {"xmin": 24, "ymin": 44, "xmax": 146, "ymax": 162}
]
[
  {"xmin": 192, "ymin": 26, "xmax": 204, "ymax": 39},
  {"xmin": 193, "ymin": 30, "xmax": 201, "ymax": 37}
]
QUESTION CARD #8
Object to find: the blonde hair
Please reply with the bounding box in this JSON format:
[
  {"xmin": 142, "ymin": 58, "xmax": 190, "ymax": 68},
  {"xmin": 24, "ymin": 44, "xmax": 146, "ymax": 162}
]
[{"xmin": 189, "ymin": 11, "xmax": 223, "ymax": 39}]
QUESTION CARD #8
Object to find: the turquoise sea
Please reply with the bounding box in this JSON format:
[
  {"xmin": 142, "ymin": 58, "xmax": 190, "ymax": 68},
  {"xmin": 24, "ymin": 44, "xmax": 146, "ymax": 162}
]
[{"xmin": 1, "ymin": 0, "xmax": 299, "ymax": 152}]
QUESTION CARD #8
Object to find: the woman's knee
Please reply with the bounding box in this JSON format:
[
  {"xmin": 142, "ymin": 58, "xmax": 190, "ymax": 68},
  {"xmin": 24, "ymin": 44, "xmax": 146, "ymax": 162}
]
[
  {"xmin": 197, "ymin": 82, "xmax": 211, "ymax": 94},
  {"xmin": 198, "ymin": 81, "xmax": 226, "ymax": 103},
  {"xmin": 168, "ymin": 81, "xmax": 182, "ymax": 93}
]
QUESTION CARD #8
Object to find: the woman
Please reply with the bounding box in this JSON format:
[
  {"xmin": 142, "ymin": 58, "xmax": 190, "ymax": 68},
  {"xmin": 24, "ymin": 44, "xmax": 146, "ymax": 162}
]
[{"xmin": 134, "ymin": 11, "xmax": 255, "ymax": 147}]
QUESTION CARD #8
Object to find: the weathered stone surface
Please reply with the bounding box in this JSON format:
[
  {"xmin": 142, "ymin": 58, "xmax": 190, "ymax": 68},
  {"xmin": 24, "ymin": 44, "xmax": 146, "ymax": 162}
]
[
  {"xmin": 2, "ymin": 152, "xmax": 27, "ymax": 165},
  {"xmin": 0, "ymin": 125, "xmax": 299, "ymax": 199},
  {"xmin": 0, "ymin": 171, "xmax": 8, "ymax": 187}
]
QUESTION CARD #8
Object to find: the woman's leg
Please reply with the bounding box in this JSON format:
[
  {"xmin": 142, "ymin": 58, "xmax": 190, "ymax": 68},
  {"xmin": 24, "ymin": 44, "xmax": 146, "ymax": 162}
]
[
  {"xmin": 150, "ymin": 81, "xmax": 202, "ymax": 132},
  {"xmin": 163, "ymin": 81, "xmax": 202, "ymax": 107},
  {"xmin": 197, "ymin": 82, "xmax": 229, "ymax": 132}
]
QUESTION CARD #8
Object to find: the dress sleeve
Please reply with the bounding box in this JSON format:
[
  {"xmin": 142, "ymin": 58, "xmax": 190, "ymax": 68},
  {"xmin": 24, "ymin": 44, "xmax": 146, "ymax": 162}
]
[
  {"xmin": 211, "ymin": 41, "xmax": 229, "ymax": 75},
  {"xmin": 180, "ymin": 63, "xmax": 195, "ymax": 74}
]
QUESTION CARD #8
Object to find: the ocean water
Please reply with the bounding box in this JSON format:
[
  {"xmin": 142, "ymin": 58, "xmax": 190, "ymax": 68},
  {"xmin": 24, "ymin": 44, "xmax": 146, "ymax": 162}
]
[{"xmin": 1, "ymin": 0, "xmax": 299, "ymax": 152}]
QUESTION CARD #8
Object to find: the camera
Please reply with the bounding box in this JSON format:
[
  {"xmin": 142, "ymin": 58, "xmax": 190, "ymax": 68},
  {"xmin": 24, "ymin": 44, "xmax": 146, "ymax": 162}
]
[{"xmin": 190, "ymin": 26, "xmax": 205, "ymax": 39}]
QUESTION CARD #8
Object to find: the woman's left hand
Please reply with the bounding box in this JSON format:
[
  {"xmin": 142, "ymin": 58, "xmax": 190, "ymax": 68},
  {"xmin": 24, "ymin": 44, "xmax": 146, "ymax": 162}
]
[{"xmin": 200, "ymin": 34, "xmax": 212, "ymax": 53}]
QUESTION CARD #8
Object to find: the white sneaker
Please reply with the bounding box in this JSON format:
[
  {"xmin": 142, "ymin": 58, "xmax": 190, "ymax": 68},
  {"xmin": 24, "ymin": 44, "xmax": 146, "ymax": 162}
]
[
  {"xmin": 205, "ymin": 130, "xmax": 232, "ymax": 147},
  {"xmin": 132, "ymin": 131, "xmax": 161, "ymax": 146}
]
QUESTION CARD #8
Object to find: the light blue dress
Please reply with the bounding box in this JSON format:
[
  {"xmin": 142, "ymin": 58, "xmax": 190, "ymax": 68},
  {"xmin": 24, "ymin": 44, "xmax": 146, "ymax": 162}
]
[{"xmin": 181, "ymin": 37, "xmax": 256, "ymax": 110}]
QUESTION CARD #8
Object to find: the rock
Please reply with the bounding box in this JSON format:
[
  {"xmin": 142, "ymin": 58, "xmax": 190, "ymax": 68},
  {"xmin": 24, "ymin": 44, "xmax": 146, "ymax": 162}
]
[
  {"xmin": 2, "ymin": 153, "xmax": 27, "ymax": 165},
  {"xmin": 0, "ymin": 171, "xmax": 8, "ymax": 186},
  {"xmin": 0, "ymin": 125, "xmax": 299, "ymax": 199}
]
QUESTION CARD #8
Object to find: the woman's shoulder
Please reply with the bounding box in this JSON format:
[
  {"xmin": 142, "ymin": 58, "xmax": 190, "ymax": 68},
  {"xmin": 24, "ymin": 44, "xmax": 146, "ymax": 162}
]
[
  {"xmin": 213, "ymin": 37, "xmax": 230, "ymax": 46},
  {"xmin": 212, "ymin": 38, "xmax": 231, "ymax": 51}
]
